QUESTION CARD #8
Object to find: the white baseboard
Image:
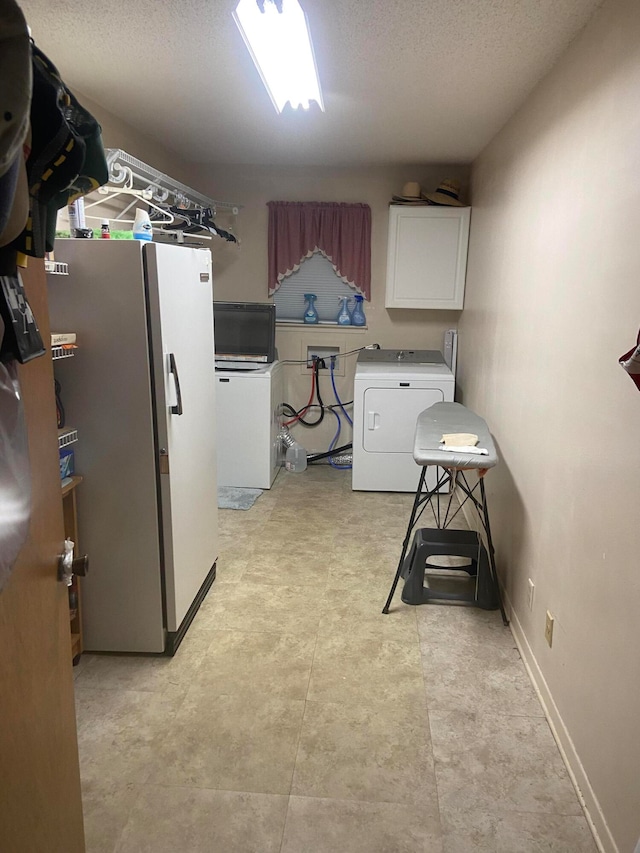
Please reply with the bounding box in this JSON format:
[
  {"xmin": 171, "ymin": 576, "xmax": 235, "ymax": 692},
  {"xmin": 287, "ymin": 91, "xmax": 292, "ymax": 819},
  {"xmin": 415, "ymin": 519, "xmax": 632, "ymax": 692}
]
[
  {"xmin": 457, "ymin": 488, "xmax": 617, "ymax": 853},
  {"xmin": 507, "ymin": 601, "xmax": 616, "ymax": 853}
]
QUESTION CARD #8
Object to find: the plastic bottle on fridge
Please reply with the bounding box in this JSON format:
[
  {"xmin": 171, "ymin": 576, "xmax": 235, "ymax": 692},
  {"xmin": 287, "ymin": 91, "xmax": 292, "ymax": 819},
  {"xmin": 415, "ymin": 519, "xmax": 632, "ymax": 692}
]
[
  {"xmin": 67, "ymin": 198, "xmax": 85, "ymax": 237},
  {"xmin": 132, "ymin": 208, "xmax": 153, "ymax": 241}
]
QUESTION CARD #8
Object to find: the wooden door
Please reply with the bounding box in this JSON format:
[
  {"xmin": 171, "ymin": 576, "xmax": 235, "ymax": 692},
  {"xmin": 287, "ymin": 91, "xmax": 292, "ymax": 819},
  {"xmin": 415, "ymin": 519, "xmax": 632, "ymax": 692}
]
[{"xmin": 0, "ymin": 261, "xmax": 85, "ymax": 851}]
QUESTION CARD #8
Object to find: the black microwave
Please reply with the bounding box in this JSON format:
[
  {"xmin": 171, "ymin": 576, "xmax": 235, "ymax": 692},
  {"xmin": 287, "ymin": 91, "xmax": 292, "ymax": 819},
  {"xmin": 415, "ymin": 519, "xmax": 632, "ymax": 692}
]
[{"xmin": 213, "ymin": 302, "xmax": 276, "ymax": 364}]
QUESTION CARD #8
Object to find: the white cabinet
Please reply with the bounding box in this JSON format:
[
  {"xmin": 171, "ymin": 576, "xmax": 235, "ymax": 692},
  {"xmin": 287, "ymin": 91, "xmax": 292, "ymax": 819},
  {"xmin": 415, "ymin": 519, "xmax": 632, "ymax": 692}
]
[
  {"xmin": 385, "ymin": 205, "xmax": 471, "ymax": 309},
  {"xmin": 215, "ymin": 362, "xmax": 283, "ymax": 489}
]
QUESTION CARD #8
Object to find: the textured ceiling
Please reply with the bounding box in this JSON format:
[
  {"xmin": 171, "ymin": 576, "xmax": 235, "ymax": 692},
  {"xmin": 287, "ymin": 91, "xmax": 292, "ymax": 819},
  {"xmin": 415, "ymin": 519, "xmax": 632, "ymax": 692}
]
[{"xmin": 18, "ymin": 0, "xmax": 602, "ymax": 166}]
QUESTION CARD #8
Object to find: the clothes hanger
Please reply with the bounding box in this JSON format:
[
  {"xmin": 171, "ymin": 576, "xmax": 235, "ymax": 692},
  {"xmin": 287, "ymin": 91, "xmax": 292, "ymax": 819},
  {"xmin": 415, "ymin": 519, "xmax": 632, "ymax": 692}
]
[
  {"xmin": 203, "ymin": 208, "xmax": 237, "ymax": 242},
  {"xmin": 83, "ymin": 186, "xmax": 176, "ymax": 226},
  {"xmin": 159, "ymin": 204, "xmax": 238, "ymax": 243}
]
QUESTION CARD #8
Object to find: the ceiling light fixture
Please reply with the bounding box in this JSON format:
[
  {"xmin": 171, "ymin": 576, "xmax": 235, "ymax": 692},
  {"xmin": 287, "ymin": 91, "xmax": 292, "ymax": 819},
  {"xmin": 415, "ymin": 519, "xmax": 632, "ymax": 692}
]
[{"xmin": 233, "ymin": 0, "xmax": 324, "ymax": 114}]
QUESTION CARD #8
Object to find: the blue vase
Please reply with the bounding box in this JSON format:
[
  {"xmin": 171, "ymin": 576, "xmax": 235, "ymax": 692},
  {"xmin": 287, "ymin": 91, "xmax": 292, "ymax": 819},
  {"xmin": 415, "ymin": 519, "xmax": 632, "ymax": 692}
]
[
  {"xmin": 351, "ymin": 294, "xmax": 366, "ymax": 326},
  {"xmin": 303, "ymin": 293, "xmax": 319, "ymax": 324},
  {"xmin": 337, "ymin": 296, "xmax": 351, "ymax": 325}
]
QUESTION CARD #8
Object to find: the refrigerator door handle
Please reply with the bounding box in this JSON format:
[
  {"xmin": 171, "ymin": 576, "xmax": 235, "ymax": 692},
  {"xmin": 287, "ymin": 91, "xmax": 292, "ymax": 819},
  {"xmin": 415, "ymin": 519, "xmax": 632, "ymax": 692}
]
[{"xmin": 168, "ymin": 353, "xmax": 183, "ymax": 415}]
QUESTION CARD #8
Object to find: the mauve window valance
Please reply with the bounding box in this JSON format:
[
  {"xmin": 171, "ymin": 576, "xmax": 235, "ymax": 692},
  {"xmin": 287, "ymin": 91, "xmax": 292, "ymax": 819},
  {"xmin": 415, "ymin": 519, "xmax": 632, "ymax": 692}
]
[{"xmin": 267, "ymin": 201, "xmax": 371, "ymax": 300}]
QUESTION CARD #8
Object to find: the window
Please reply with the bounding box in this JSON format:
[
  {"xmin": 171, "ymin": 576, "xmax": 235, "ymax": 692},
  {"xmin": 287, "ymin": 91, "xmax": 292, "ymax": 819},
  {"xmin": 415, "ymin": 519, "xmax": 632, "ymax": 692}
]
[
  {"xmin": 267, "ymin": 201, "xmax": 371, "ymax": 323},
  {"xmin": 273, "ymin": 251, "xmax": 361, "ymax": 322}
]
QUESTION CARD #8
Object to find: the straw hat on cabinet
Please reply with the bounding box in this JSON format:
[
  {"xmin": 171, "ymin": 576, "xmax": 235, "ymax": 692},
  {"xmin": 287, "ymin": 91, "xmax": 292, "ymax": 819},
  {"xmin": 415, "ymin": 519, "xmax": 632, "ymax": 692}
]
[
  {"xmin": 391, "ymin": 181, "xmax": 428, "ymax": 204},
  {"xmin": 422, "ymin": 178, "xmax": 465, "ymax": 206}
]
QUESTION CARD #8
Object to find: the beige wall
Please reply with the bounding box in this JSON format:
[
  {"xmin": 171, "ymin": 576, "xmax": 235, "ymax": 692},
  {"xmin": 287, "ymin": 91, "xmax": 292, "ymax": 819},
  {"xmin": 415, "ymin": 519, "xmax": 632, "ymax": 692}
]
[
  {"xmin": 78, "ymin": 92, "xmax": 196, "ymax": 186},
  {"xmin": 193, "ymin": 164, "xmax": 469, "ymax": 450},
  {"xmin": 458, "ymin": 0, "xmax": 640, "ymax": 850}
]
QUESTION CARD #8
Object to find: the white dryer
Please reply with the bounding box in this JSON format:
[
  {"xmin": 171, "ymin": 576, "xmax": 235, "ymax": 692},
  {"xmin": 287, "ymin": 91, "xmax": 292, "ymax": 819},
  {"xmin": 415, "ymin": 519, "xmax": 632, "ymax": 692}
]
[{"xmin": 352, "ymin": 350, "xmax": 454, "ymax": 492}]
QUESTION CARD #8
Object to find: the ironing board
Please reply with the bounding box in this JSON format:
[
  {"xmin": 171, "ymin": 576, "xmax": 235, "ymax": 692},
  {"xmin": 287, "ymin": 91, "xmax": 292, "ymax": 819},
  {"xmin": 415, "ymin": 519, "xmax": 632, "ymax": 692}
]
[{"xmin": 381, "ymin": 402, "xmax": 508, "ymax": 624}]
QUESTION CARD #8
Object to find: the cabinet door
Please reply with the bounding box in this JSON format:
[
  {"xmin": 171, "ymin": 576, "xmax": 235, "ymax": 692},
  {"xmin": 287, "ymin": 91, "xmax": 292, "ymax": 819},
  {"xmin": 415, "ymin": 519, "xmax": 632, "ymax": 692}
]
[{"xmin": 385, "ymin": 206, "xmax": 470, "ymax": 309}]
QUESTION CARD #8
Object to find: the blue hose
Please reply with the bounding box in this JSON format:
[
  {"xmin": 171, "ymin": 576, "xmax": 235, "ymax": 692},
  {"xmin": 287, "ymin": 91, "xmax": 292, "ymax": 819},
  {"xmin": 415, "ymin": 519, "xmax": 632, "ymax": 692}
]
[
  {"xmin": 330, "ymin": 357, "xmax": 353, "ymax": 426},
  {"xmin": 329, "ymin": 358, "xmax": 352, "ymax": 469},
  {"xmin": 328, "ymin": 408, "xmax": 351, "ymax": 469}
]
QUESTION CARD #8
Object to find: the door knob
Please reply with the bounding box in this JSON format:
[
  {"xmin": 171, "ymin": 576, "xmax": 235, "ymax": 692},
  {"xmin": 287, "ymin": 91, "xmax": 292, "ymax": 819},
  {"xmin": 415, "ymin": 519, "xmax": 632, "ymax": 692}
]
[
  {"xmin": 58, "ymin": 551, "xmax": 89, "ymax": 584},
  {"xmin": 72, "ymin": 555, "xmax": 89, "ymax": 577}
]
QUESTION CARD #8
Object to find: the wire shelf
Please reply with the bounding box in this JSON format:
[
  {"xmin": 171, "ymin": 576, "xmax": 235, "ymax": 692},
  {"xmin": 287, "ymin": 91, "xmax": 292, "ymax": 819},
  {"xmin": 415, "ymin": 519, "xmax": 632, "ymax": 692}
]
[
  {"xmin": 52, "ymin": 346, "xmax": 76, "ymax": 360},
  {"xmin": 104, "ymin": 149, "xmax": 240, "ymax": 214},
  {"xmin": 58, "ymin": 429, "xmax": 78, "ymax": 449}
]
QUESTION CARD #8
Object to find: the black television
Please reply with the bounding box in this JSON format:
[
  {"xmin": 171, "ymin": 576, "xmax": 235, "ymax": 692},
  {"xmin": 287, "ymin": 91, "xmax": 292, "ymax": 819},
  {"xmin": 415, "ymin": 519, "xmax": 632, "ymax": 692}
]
[{"xmin": 213, "ymin": 302, "xmax": 276, "ymax": 364}]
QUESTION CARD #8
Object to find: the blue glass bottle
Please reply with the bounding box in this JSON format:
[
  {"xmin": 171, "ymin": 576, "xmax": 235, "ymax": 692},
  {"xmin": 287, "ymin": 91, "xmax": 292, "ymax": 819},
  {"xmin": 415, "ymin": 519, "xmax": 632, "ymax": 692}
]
[
  {"xmin": 337, "ymin": 296, "xmax": 351, "ymax": 325},
  {"xmin": 351, "ymin": 294, "xmax": 366, "ymax": 326},
  {"xmin": 303, "ymin": 293, "xmax": 319, "ymax": 324}
]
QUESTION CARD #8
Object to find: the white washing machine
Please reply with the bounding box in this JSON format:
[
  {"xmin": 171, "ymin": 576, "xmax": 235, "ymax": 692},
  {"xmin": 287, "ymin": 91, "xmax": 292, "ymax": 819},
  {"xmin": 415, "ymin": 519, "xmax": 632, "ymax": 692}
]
[
  {"xmin": 215, "ymin": 361, "xmax": 283, "ymax": 489},
  {"xmin": 352, "ymin": 350, "xmax": 454, "ymax": 492}
]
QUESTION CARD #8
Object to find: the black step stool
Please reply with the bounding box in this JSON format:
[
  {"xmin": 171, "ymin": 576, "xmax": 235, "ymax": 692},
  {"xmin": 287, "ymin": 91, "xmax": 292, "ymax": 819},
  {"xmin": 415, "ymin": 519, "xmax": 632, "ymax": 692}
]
[{"xmin": 401, "ymin": 528, "xmax": 499, "ymax": 610}]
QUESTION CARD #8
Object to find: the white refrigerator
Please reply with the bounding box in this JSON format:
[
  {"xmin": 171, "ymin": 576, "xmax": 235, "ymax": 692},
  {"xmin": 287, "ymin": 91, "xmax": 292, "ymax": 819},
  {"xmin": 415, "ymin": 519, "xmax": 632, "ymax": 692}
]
[{"xmin": 49, "ymin": 240, "xmax": 218, "ymax": 654}]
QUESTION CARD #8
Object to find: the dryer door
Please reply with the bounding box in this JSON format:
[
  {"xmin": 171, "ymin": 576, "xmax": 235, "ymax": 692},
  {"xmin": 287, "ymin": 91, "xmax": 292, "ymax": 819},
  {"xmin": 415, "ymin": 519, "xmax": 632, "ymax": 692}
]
[{"xmin": 362, "ymin": 387, "xmax": 444, "ymax": 453}]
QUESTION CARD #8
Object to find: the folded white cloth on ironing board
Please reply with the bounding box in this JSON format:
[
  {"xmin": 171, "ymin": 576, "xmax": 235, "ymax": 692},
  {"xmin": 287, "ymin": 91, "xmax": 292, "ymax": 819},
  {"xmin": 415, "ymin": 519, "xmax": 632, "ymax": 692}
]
[
  {"xmin": 441, "ymin": 432, "xmax": 478, "ymax": 446},
  {"xmin": 439, "ymin": 431, "xmax": 487, "ymax": 455},
  {"xmin": 440, "ymin": 445, "xmax": 489, "ymax": 455}
]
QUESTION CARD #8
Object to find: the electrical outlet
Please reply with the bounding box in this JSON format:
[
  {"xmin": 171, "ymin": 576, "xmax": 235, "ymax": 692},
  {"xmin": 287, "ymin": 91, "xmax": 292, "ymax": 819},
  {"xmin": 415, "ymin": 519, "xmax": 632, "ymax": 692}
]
[
  {"xmin": 527, "ymin": 579, "xmax": 535, "ymax": 611},
  {"xmin": 545, "ymin": 611, "xmax": 554, "ymax": 647}
]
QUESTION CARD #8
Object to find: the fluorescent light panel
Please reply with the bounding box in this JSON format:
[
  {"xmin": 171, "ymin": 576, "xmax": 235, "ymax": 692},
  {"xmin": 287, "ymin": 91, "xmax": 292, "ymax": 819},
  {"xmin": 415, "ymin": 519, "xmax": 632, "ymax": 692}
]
[{"xmin": 234, "ymin": 0, "xmax": 324, "ymax": 113}]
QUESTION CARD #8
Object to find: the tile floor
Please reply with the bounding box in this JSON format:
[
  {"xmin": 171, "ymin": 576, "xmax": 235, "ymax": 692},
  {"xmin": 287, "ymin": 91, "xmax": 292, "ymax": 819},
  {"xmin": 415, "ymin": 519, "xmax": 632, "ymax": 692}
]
[{"xmin": 73, "ymin": 465, "xmax": 598, "ymax": 852}]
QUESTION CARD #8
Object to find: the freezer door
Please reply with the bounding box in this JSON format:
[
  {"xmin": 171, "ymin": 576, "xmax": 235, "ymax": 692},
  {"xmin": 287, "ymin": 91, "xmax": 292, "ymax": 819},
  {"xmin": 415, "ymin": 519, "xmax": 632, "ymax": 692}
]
[
  {"xmin": 362, "ymin": 387, "xmax": 444, "ymax": 453},
  {"xmin": 145, "ymin": 244, "xmax": 218, "ymax": 633}
]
